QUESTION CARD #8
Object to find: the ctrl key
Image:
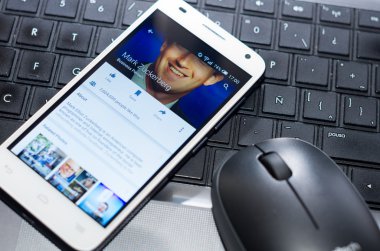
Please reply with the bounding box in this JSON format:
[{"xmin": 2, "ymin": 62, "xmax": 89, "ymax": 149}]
[
  {"xmin": 351, "ymin": 167, "xmax": 380, "ymax": 204},
  {"xmin": 0, "ymin": 83, "xmax": 27, "ymax": 115}
]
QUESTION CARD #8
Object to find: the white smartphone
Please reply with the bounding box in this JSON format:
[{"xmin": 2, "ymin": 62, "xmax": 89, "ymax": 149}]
[{"xmin": 0, "ymin": 0, "xmax": 265, "ymax": 249}]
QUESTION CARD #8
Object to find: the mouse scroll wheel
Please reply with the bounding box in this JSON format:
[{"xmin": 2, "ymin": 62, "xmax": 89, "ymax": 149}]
[{"xmin": 259, "ymin": 152, "xmax": 292, "ymax": 180}]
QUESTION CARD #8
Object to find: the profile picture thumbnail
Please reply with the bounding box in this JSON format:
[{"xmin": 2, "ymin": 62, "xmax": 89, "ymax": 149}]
[
  {"xmin": 79, "ymin": 183, "xmax": 125, "ymax": 226},
  {"xmin": 18, "ymin": 134, "xmax": 66, "ymax": 178}
]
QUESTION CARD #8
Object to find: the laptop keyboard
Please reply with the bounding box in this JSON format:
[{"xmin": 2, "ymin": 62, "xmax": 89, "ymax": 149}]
[{"xmin": 0, "ymin": 0, "xmax": 379, "ymax": 209}]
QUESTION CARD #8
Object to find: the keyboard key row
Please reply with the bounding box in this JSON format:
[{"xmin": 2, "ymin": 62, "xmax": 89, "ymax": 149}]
[
  {"xmin": 240, "ymin": 19, "xmax": 380, "ymax": 60},
  {"xmin": 259, "ymin": 84, "xmax": 379, "ymax": 127},
  {"xmin": 4, "ymin": 0, "xmax": 153, "ymax": 27},
  {"xmin": 256, "ymin": 51, "xmax": 377, "ymax": 93},
  {"xmin": 5, "ymin": 22, "xmax": 123, "ymax": 57}
]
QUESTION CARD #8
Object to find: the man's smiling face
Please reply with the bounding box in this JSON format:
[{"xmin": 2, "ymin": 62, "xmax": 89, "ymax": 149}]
[{"xmin": 153, "ymin": 42, "xmax": 221, "ymax": 94}]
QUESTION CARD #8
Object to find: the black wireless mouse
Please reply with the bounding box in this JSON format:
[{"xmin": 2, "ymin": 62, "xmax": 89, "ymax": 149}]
[{"xmin": 211, "ymin": 138, "xmax": 380, "ymax": 251}]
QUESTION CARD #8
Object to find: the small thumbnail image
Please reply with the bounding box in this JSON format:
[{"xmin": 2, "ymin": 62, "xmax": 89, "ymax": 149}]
[
  {"xmin": 48, "ymin": 159, "xmax": 83, "ymax": 194},
  {"xmin": 18, "ymin": 134, "xmax": 66, "ymax": 177},
  {"xmin": 79, "ymin": 183, "xmax": 126, "ymax": 226},
  {"xmin": 75, "ymin": 171, "xmax": 97, "ymax": 190},
  {"xmin": 62, "ymin": 181, "xmax": 87, "ymax": 203}
]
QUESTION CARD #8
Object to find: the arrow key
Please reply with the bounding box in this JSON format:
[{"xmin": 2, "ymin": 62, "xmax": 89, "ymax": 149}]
[{"xmin": 351, "ymin": 167, "xmax": 380, "ymax": 204}]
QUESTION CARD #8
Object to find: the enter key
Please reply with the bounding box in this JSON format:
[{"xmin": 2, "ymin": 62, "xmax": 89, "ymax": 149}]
[{"xmin": 322, "ymin": 127, "xmax": 380, "ymax": 164}]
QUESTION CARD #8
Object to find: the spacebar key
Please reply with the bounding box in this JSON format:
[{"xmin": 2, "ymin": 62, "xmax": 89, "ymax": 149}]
[{"xmin": 322, "ymin": 127, "xmax": 380, "ymax": 164}]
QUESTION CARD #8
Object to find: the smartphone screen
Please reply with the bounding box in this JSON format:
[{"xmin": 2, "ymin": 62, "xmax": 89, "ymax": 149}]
[{"xmin": 8, "ymin": 10, "xmax": 251, "ymax": 227}]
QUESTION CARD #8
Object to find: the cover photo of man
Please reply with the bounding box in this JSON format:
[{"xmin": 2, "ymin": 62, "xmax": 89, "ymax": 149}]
[{"xmin": 111, "ymin": 11, "xmax": 245, "ymax": 128}]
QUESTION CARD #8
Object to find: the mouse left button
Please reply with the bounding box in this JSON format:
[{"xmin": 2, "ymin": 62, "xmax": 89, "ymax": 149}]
[{"xmin": 259, "ymin": 152, "xmax": 292, "ymax": 180}]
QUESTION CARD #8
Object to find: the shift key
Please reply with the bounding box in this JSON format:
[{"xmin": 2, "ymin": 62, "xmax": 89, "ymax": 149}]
[{"xmin": 322, "ymin": 127, "xmax": 380, "ymax": 164}]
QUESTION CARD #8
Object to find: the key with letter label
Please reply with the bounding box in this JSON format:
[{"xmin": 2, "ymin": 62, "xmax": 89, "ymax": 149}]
[
  {"xmin": 0, "ymin": 83, "xmax": 27, "ymax": 115},
  {"xmin": 16, "ymin": 18, "xmax": 54, "ymax": 47},
  {"xmin": 56, "ymin": 23, "xmax": 94, "ymax": 53}
]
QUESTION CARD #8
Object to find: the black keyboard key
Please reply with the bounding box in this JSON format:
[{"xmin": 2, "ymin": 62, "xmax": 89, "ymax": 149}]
[
  {"xmin": 358, "ymin": 10, "xmax": 380, "ymax": 29},
  {"xmin": 322, "ymin": 127, "xmax": 380, "ymax": 164},
  {"xmin": 244, "ymin": 0, "xmax": 275, "ymax": 14},
  {"xmin": 375, "ymin": 66, "xmax": 380, "ymax": 94},
  {"xmin": 257, "ymin": 50, "xmax": 290, "ymax": 81},
  {"xmin": 282, "ymin": 0, "xmax": 314, "ymax": 20},
  {"xmin": 0, "ymin": 83, "xmax": 27, "ymax": 115},
  {"xmin": 335, "ymin": 61, "xmax": 368, "ymax": 92},
  {"xmin": 56, "ymin": 23, "xmax": 94, "ymax": 53},
  {"xmin": 209, "ymin": 118, "xmax": 232, "ymax": 144},
  {"xmin": 123, "ymin": 1, "xmax": 153, "ymax": 26},
  {"xmin": 0, "ymin": 14, "xmax": 16, "ymax": 42},
  {"xmin": 319, "ymin": 4, "xmax": 352, "ymax": 25},
  {"xmin": 303, "ymin": 90, "xmax": 336, "ymax": 122},
  {"xmin": 175, "ymin": 148, "xmax": 206, "ymax": 180},
  {"xmin": 211, "ymin": 149, "xmax": 237, "ymax": 181},
  {"xmin": 279, "ymin": 21, "xmax": 311, "ymax": 51},
  {"xmin": 17, "ymin": 51, "xmax": 56, "ymax": 84},
  {"xmin": 357, "ymin": 31, "xmax": 380, "ymax": 61},
  {"xmin": 0, "ymin": 119, "xmax": 23, "ymax": 143},
  {"xmin": 295, "ymin": 56, "xmax": 329, "ymax": 87},
  {"xmin": 84, "ymin": 0, "xmax": 119, "ymax": 23},
  {"xmin": 318, "ymin": 26, "xmax": 350, "ymax": 56},
  {"xmin": 343, "ymin": 96, "xmax": 377, "ymax": 128},
  {"xmin": 279, "ymin": 121, "xmax": 315, "ymax": 144},
  {"xmin": 0, "ymin": 47, "xmax": 16, "ymax": 78},
  {"xmin": 240, "ymin": 16, "xmax": 273, "ymax": 46},
  {"xmin": 58, "ymin": 56, "xmax": 92, "ymax": 85},
  {"xmin": 240, "ymin": 92, "xmax": 256, "ymax": 111},
  {"xmin": 96, "ymin": 28, "xmax": 123, "ymax": 54},
  {"xmin": 16, "ymin": 18, "xmax": 54, "ymax": 47},
  {"xmin": 351, "ymin": 167, "xmax": 380, "ymax": 204},
  {"xmin": 30, "ymin": 87, "xmax": 59, "ymax": 116},
  {"xmin": 45, "ymin": 0, "xmax": 79, "ymax": 18},
  {"xmin": 203, "ymin": 10, "xmax": 234, "ymax": 34},
  {"xmin": 238, "ymin": 116, "xmax": 274, "ymax": 146},
  {"xmin": 6, "ymin": 0, "xmax": 40, "ymax": 13},
  {"xmin": 262, "ymin": 84, "xmax": 297, "ymax": 116},
  {"xmin": 205, "ymin": 0, "xmax": 236, "ymax": 9}
]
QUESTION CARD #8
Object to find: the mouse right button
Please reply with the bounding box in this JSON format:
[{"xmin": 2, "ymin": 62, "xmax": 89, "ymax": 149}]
[{"xmin": 259, "ymin": 152, "xmax": 292, "ymax": 180}]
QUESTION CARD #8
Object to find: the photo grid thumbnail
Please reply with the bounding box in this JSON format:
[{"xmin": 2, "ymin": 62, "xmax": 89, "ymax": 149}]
[
  {"xmin": 18, "ymin": 134, "xmax": 66, "ymax": 177},
  {"xmin": 48, "ymin": 159, "xmax": 97, "ymax": 203},
  {"xmin": 16, "ymin": 133, "xmax": 125, "ymax": 226},
  {"xmin": 79, "ymin": 183, "xmax": 126, "ymax": 226}
]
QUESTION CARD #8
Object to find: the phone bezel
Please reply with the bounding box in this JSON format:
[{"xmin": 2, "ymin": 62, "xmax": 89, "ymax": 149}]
[{"xmin": 0, "ymin": 0, "xmax": 265, "ymax": 250}]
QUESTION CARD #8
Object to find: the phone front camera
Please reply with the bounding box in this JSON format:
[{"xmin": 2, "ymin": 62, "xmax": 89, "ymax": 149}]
[
  {"xmin": 245, "ymin": 54, "xmax": 251, "ymax": 59},
  {"xmin": 179, "ymin": 7, "xmax": 187, "ymax": 13}
]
